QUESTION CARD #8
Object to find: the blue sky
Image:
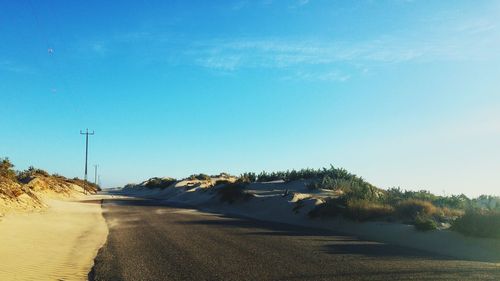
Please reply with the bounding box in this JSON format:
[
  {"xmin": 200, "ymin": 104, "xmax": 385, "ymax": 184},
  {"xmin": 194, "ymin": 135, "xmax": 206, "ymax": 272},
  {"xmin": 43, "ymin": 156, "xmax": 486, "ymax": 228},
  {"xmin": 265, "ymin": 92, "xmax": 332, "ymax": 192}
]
[{"xmin": 1, "ymin": 0, "xmax": 499, "ymax": 196}]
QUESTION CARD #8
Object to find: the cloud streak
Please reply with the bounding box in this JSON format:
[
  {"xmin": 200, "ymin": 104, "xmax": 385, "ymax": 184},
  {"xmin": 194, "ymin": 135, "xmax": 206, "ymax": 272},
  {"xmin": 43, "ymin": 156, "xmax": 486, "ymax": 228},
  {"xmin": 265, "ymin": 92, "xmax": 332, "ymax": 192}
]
[
  {"xmin": 0, "ymin": 60, "xmax": 36, "ymax": 75},
  {"xmin": 187, "ymin": 32, "xmax": 499, "ymax": 71},
  {"xmin": 72, "ymin": 1, "xmax": 500, "ymax": 82}
]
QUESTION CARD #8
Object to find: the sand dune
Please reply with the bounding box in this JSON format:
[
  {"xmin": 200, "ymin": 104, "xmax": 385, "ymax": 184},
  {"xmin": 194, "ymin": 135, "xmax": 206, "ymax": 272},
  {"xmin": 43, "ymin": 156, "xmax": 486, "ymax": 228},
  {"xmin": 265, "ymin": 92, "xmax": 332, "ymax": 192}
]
[
  {"xmin": 120, "ymin": 179, "xmax": 500, "ymax": 262},
  {"xmin": 0, "ymin": 197, "xmax": 108, "ymax": 281}
]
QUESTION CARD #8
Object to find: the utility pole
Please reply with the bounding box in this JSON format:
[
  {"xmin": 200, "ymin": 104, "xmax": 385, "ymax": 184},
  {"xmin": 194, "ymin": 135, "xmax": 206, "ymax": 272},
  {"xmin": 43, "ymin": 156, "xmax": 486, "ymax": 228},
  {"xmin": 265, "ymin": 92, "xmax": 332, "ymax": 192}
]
[
  {"xmin": 80, "ymin": 129, "xmax": 95, "ymax": 182},
  {"xmin": 94, "ymin": 164, "xmax": 98, "ymax": 185}
]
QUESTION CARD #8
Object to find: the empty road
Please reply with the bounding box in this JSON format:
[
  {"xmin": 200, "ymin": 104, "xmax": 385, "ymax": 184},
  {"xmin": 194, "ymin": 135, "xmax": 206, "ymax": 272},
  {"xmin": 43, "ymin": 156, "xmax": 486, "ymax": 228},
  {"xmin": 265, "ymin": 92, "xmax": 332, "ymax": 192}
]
[{"xmin": 89, "ymin": 198, "xmax": 500, "ymax": 281}]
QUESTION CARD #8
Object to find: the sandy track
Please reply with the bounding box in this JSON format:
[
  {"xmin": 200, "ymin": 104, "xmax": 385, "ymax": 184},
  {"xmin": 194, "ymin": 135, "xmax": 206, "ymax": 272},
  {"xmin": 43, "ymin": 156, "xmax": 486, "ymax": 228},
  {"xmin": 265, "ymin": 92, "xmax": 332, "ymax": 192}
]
[
  {"xmin": 90, "ymin": 198, "xmax": 500, "ymax": 281},
  {"xmin": 0, "ymin": 197, "xmax": 108, "ymax": 281}
]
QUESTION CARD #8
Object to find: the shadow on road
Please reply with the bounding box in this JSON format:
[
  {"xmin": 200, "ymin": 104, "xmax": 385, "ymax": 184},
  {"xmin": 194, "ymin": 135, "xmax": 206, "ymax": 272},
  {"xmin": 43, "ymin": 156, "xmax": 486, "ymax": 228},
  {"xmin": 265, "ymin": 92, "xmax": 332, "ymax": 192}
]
[{"xmin": 104, "ymin": 197, "xmax": 448, "ymax": 260}]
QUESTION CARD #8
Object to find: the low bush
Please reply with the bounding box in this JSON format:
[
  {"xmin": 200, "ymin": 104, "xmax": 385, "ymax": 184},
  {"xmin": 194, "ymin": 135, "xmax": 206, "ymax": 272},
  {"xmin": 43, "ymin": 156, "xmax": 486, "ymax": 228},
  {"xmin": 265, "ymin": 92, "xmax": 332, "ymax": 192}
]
[
  {"xmin": 395, "ymin": 199, "xmax": 439, "ymax": 222},
  {"xmin": 214, "ymin": 179, "xmax": 231, "ymax": 186},
  {"xmin": 213, "ymin": 172, "xmax": 232, "ymax": 178},
  {"xmin": 247, "ymin": 166, "xmax": 372, "ymax": 187},
  {"xmin": 145, "ymin": 177, "xmax": 177, "ymax": 189},
  {"xmin": 238, "ymin": 172, "xmax": 256, "ymax": 183},
  {"xmin": 382, "ymin": 188, "xmax": 471, "ymax": 210},
  {"xmin": 67, "ymin": 177, "xmax": 101, "ymax": 192},
  {"xmin": 51, "ymin": 173, "xmax": 66, "ymax": 179},
  {"xmin": 309, "ymin": 198, "xmax": 345, "ymax": 218},
  {"xmin": 414, "ymin": 215, "xmax": 438, "ymax": 231},
  {"xmin": 17, "ymin": 166, "xmax": 50, "ymax": 182},
  {"xmin": 307, "ymin": 175, "xmax": 337, "ymax": 190},
  {"xmin": 0, "ymin": 158, "xmax": 16, "ymax": 181},
  {"xmin": 309, "ymin": 198, "xmax": 394, "ymax": 222},
  {"xmin": 439, "ymin": 207, "xmax": 464, "ymax": 220},
  {"xmin": 452, "ymin": 209, "xmax": 500, "ymax": 239},
  {"xmin": 344, "ymin": 199, "xmax": 394, "ymax": 222},
  {"xmin": 188, "ymin": 174, "xmax": 211, "ymax": 181},
  {"xmin": 217, "ymin": 183, "xmax": 254, "ymax": 204}
]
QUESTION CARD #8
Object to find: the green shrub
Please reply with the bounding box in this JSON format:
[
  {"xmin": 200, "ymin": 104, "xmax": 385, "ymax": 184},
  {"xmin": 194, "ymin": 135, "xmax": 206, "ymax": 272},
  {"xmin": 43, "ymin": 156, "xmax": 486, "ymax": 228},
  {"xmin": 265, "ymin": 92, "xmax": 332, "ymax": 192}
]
[
  {"xmin": 51, "ymin": 173, "xmax": 65, "ymax": 179},
  {"xmin": 414, "ymin": 215, "xmax": 438, "ymax": 231},
  {"xmin": 17, "ymin": 166, "xmax": 50, "ymax": 182},
  {"xmin": 145, "ymin": 177, "xmax": 177, "ymax": 189},
  {"xmin": 239, "ymin": 172, "xmax": 256, "ymax": 183},
  {"xmin": 188, "ymin": 174, "xmax": 211, "ymax": 181},
  {"xmin": 452, "ymin": 209, "xmax": 500, "ymax": 239},
  {"xmin": 249, "ymin": 165, "xmax": 373, "ymax": 187},
  {"xmin": 217, "ymin": 183, "xmax": 253, "ymax": 204},
  {"xmin": 308, "ymin": 175, "xmax": 337, "ymax": 190},
  {"xmin": 383, "ymin": 188, "xmax": 471, "ymax": 211},
  {"xmin": 0, "ymin": 157, "xmax": 16, "ymax": 180},
  {"xmin": 213, "ymin": 172, "xmax": 232, "ymax": 178}
]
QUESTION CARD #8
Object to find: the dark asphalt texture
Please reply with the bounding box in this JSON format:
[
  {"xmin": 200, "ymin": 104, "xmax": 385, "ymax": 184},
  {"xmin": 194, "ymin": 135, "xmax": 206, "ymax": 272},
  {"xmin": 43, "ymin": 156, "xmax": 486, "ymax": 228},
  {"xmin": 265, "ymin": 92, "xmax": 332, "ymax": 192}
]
[{"xmin": 89, "ymin": 198, "xmax": 500, "ymax": 281}]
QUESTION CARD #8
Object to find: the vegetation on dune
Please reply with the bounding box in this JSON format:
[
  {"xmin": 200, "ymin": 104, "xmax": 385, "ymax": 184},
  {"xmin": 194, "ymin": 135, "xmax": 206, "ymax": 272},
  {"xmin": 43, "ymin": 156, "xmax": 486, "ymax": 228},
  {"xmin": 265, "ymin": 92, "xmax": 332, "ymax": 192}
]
[
  {"xmin": 234, "ymin": 165, "xmax": 500, "ymax": 237},
  {"xmin": 212, "ymin": 172, "xmax": 232, "ymax": 178},
  {"xmin": 239, "ymin": 172, "xmax": 257, "ymax": 183},
  {"xmin": 310, "ymin": 187, "xmax": 500, "ymax": 236},
  {"xmin": 452, "ymin": 209, "xmax": 500, "ymax": 239},
  {"xmin": 394, "ymin": 199, "xmax": 440, "ymax": 222},
  {"xmin": 214, "ymin": 179, "xmax": 232, "ymax": 186},
  {"xmin": 0, "ymin": 158, "xmax": 16, "ymax": 181},
  {"xmin": 17, "ymin": 166, "xmax": 50, "ymax": 183},
  {"xmin": 290, "ymin": 165, "xmax": 499, "ymax": 236},
  {"xmin": 144, "ymin": 177, "xmax": 177, "ymax": 189},
  {"xmin": 67, "ymin": 177, "xmax": 101, "ymax": 192},
  {"xmin": 414, "ymin": 215, "xmax": 439, "ymax": 231},
  {"xmin": 382, "ymin": 187, "xmax": 470, "ymax": 210},
  {"xmin": 343, "ymin": 199, "xmax": 394, "ymax": 222},
  {"xmin": 240, "ymin": 166, "xmax": 372, "ymax": 189},
  {"xmin": 217, "ymin": 183, "xmax": 254, "ymax": 204},
  {"xmin": 188, "ymin": 173, "xmax": 211, "ymax": 181},
  {"xmin": 1, "ymin": 157, "xmax": 100, "ymax": 195}
]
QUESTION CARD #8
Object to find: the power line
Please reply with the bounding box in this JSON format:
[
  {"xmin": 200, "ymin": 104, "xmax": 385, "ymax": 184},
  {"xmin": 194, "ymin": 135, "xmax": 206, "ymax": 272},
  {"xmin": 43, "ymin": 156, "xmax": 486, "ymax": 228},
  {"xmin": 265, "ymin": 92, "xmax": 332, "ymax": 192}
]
[{"xmin": 80, "ymin": 129, "xmax": 95, "ymax": 182}]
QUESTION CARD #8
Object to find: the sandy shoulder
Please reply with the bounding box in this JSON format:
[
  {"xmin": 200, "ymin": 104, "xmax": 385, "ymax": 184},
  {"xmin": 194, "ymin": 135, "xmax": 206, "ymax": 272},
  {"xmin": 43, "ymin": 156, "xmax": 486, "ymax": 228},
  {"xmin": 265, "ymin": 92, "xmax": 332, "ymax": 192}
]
[{"xmin": 0, "ymin": 196, "xmax": 109, "ymax": 281}]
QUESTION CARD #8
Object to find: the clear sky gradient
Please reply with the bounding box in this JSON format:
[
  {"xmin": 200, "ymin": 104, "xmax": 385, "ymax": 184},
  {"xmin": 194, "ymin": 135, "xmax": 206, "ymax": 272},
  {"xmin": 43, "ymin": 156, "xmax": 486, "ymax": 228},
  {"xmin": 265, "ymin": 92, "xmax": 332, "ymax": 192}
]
[{"xmin": 1, "ymin": 0, "xmax": 499, "ymax": 196}]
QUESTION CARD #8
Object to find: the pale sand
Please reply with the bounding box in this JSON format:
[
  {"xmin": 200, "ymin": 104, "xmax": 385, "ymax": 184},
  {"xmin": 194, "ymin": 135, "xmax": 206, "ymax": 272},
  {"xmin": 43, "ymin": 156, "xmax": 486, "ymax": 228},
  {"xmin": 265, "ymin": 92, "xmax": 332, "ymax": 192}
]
[
  {"xmin": 121, "ymin": 182, "xmax": 500, "ymax": 262},
  {"xmin": 0, "ymin": 196, "xmax": 108, "ymax": 281}
]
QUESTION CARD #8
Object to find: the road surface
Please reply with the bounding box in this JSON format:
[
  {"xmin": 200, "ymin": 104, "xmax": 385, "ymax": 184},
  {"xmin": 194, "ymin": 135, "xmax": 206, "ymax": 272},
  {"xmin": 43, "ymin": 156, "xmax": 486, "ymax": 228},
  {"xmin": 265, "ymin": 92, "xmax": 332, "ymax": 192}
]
[{"xmin": 89, "ymin": 198, "xmax": 500, "ymax": 281}]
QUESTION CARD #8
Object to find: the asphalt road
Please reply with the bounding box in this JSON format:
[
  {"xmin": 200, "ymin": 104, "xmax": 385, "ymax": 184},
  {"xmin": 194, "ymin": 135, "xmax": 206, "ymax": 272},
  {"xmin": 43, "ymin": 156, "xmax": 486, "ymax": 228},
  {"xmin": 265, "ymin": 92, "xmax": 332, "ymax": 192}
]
[{"xmin": 89, "ymin": 198, "xmax": 500, "ymax": 281}]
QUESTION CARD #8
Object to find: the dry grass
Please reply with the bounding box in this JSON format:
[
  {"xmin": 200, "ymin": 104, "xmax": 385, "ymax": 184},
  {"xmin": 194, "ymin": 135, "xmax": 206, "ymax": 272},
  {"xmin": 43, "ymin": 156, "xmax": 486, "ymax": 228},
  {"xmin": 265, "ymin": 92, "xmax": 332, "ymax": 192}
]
[
  {"xmin": 344, "ymin": 199, "xmax": 394, "ymax": 221},
  {"xmin": 395, "ymin": 199, "xmax": 439, "ymax": 222}
]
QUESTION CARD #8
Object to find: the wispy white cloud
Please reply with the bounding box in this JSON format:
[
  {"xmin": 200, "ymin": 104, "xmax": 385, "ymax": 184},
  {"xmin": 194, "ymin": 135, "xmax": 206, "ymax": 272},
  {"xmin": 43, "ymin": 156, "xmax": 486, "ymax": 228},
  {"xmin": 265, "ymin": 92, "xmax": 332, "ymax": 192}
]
[
  {"xmin": 196, "ymin": 55, "xmax": 241, "ymax": 71},
  {"xmin": 89, "ymin": 42, "xmax": 107, "ymax": 55},
  {"xmin": 232, "ymin": 1, "xmax": 248, "ymax": 11},
  {"xmin": 0, "ymin": 60, "xmax": 36, "ymax": 74},
  {"xmin": 455, "ymin": 19, "xmax": 497, "ymax": 34},
  {"xmin": 185, "ymin": 24, "xmax": 499, "ymax": 79},
  {"xmin": 187, "ymin": 36, "xmax": 474, "ymax": 70},
  {"xmin": 288, "ymin": 0, "xmax": 310, "ymax": 9},
  {"xmin": 71, "ymin": 0, "xmax": 500, "ymax": 82},
  {"xmin": 284, "ymin": 70, "xmax": 351, "ymax": 82},
  {"xmin": 297, "ymin": 0, "xmax": 310, "ymax": 6}
]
